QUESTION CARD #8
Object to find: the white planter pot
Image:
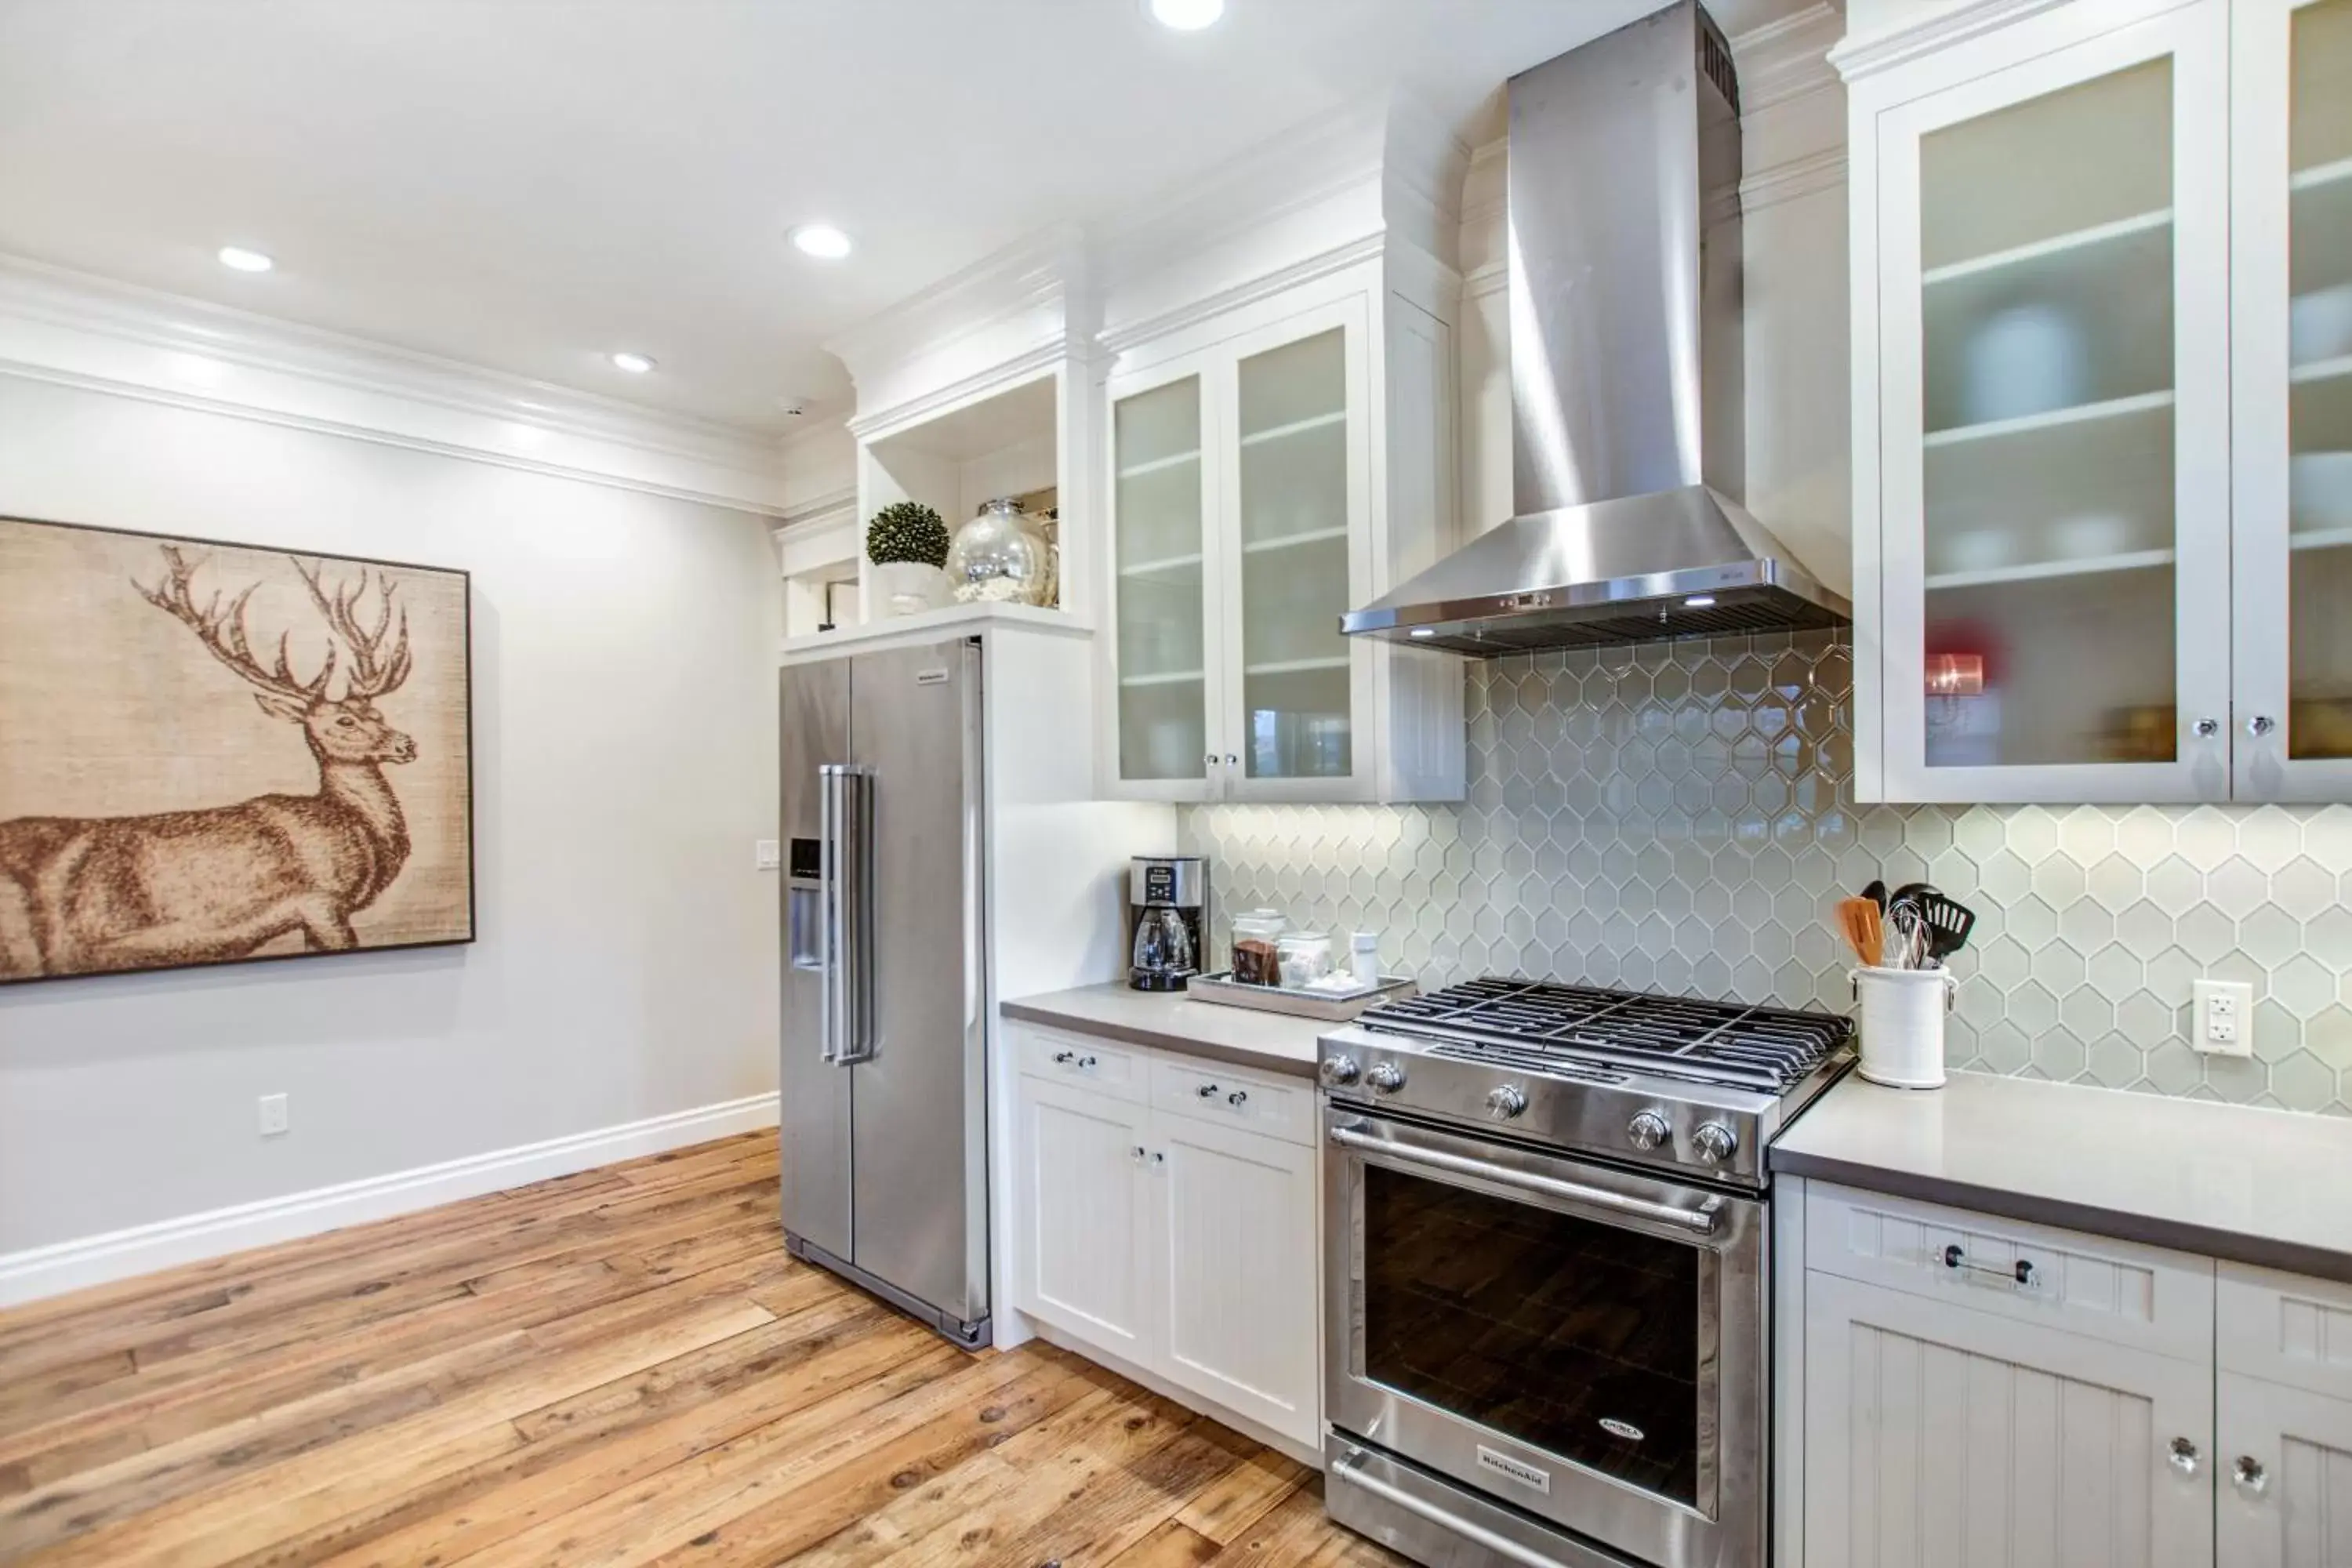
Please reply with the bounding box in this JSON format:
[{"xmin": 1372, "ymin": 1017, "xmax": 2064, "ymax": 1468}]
[{"xmin": 871, "ymin": 561, "xmax": 949, "ymax": 618}]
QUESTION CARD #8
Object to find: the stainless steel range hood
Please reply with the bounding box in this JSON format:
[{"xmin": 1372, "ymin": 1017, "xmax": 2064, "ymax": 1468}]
[{"xmin": 1343, "ymin": 0, "xmax": 1850, "ymax": 656}]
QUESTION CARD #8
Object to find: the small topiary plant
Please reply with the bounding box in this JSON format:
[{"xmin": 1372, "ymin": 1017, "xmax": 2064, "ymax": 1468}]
[{"xmin": 866, "ymin": 502, "xmax": 950, "ymax": 568}]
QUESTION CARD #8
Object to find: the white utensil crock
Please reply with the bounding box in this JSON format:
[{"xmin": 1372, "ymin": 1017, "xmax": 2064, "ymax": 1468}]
[{"xmin": 1851, "ymin": 966, "xmax": 1959, "ymax": 1090}]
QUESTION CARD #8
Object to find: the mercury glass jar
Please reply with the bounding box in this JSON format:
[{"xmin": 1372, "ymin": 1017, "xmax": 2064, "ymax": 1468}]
[{"xmin": 945, "ymin": 498, "xmax": 1052, "ymax": 607}]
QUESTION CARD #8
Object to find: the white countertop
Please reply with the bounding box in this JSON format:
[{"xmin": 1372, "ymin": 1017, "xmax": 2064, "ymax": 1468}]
[
  {"xmin": 1000, "ymin": 982, "xmax": 1328, "ymax": 1078},
  {"xmin": 1773, "ymin": 1069, "xmax": 2352, "ymax": 1283}
]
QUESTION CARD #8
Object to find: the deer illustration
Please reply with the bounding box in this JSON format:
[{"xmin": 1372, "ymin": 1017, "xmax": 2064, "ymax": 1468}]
[{"xmin": 0, "ymin": 546, "xmax": 418, "ymax": 978}]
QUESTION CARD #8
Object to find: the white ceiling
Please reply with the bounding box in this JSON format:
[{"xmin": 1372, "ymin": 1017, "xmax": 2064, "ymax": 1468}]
[{"xmin": 0, "ymin": 0, "xmax": 1816, "ymax": 434}]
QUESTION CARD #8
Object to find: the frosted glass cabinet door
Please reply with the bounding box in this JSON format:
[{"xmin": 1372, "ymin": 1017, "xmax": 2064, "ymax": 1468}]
[
  {"xmin": 1221, "ymin": 307, "xmax": 1371, "ymax": 798},
  {"xmin": 2234, "ymin": 0, "xmax": 2352, "ymax": 800},
  {"xmin": 1875, "ymin": 2, "xmax": 2233, "ymax": 802},
  {"xmin": 1109, "ymin": 369, "xmax": 1217, "ymax": 797}
]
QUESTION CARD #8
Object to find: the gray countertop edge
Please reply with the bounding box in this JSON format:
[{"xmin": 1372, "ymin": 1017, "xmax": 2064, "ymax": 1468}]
[
  {"xmin": 1769, "ymin": 1145, "xmax": 2352, "ymax": 1287},
  {"xmin": 998, "ymin": 995, "xmax": 1320, "ymax": 1079}
]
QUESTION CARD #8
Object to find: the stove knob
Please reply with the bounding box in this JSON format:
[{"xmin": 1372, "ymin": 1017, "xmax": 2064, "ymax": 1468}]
[
  {"xmin": 1693, "ymin": 1122, "xmax": 1740, "ymax": 1165},
  {"xmin": 1626, "ymin": 1110, "xmax": 1671, "ymax": 1151},
  {"xmin": 1319, "ymin": 1054, "xmax": 1361, "ymax": 1087},
  {"xmin": 1485, "ymin": 1084, "xmax": 1529, "ymax": 1120},
  {"xmin": 1365, "ymin": 1062, "xmax": 1406, "ymax": 1094}
]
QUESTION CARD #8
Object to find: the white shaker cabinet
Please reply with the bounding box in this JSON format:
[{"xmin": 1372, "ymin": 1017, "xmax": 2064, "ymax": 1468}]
[
  {"xmin": 1006, "ymin": 1022, "xmax": 1321, "ymax": 1453},
  {"xmin": 1099, "ymin": 260, "xmax": 1463, "ymax": 804},
  {"xmin": 1845, "ymin": 0, "xmax": 2352, "ymax": 802}
]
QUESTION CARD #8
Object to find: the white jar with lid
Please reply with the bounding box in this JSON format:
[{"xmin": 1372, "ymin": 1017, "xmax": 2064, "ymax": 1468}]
[
  {"xmin": 1350, "ymin": 931, "xmax": 1380, "ymax": 985},
  {"xmin": 1275, "ymin": 931, "xmax": 1332, "ymax": 989}
]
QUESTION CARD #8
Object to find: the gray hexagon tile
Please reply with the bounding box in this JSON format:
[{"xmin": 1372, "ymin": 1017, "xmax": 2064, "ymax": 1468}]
[{"xmin": 1180, "ymin": 630, "xmax": 2352, "ymax": 1117}]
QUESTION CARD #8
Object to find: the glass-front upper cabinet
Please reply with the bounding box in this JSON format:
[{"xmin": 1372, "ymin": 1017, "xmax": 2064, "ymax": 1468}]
[
  {"xmin": 1108, "ymin": 371, "xmax": 1216, "ymax": 798},
  {"xmin": 2234, "ymin": 0, "xmax": 2352, "ymax": 800},
  {"xmin": 1862, "ymin": 0, "xmax": 2232, "ymax": 802},
  {"xmin": 1102, "ymin": 296, "xmax": 1384, "ymax": 802},
  {"xmin": 1225, "ymin": 313, "xmax": 1370, "ymax": 793}
]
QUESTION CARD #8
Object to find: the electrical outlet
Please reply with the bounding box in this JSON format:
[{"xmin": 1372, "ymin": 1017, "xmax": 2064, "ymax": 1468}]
[
  {"xmin": 754, "ymin": 839, "xmax": 780, "ymax": 871},
  {"xmin": 258, "ymin": 1092, "xmax": 290, "ymax": 1137},
  {"xmin": 2193, "ymin": 979, "xmax": 2255, "ymax": 1058}
]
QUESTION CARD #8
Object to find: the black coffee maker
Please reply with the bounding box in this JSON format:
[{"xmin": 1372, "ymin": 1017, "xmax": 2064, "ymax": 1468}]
[{"xmin": 1127, "ymin": 855, "xmax": 1207, "ymax": 991}]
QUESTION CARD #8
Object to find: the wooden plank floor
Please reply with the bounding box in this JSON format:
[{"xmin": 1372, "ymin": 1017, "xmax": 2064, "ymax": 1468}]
[{"xmin": 0, "ymin": 1132, "xmax": 1407, "ymax": 1567}]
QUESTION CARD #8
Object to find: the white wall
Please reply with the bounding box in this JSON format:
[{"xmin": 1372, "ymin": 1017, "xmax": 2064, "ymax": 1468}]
[{"xmin": 0, "ymin": 377, "xmax": 782, "ymax": 1263}]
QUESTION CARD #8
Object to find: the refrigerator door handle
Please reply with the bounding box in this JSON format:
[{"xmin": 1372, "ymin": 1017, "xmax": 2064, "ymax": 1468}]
[
  {"xmin": 818, "ymin": 765, "xmax": 839, "ymax": 1063},
  {"xmin": 823, "ymin": 763, "xmax": 878, "ymax": 1065}
]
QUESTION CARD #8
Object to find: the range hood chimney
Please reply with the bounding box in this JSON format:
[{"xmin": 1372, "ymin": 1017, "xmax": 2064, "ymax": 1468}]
[{"xmin": 1343, "ymin": 0, "xmax": 1849, "ymax": 655}]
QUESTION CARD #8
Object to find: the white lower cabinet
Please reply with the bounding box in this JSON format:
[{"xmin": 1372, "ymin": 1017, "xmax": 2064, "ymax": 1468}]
[
  {"xmin": 1803, "ymin": 1270, "xmax": 2213, "ymax": 1568},
  {"xmin": 1008, "ymin": 1025, "xmax": 1319, "ymax": 1451},
  {"xmin": 1791, "ymin": 1181, "xmax": 2352, "ymax": 1568}
]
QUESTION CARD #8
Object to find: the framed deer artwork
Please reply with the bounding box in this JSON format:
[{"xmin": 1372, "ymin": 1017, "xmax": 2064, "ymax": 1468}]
[{"xmin": 0, "ymin": 516, "xmax": 473, "ymax": 983}]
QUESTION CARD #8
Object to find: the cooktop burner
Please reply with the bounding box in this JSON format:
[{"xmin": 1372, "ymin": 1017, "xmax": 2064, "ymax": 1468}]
[{"xmin": 1361, "ymin": 977, "xmax": 1853, "ymax": 1095}]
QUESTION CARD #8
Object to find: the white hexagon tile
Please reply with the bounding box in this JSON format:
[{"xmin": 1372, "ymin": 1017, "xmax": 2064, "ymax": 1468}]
[{"xmin": 1178, "ymin": 630, "xmax": 2352, "ymax": 1117}]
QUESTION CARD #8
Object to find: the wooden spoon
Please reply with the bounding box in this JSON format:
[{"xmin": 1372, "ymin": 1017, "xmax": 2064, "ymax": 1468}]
[{"xmin": 1835, "ymin": 897, "xmax": 1885, "ymax": 969}]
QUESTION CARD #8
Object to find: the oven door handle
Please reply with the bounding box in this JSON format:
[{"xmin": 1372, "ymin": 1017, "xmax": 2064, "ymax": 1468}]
[
  {"xmin": 1329, "ymin": 1449, "xmax": 1567, "ymax": 1568},
  {"xmin": 1330, "ymin": 1123, "xmax": 1723, "ymax": 1236}
]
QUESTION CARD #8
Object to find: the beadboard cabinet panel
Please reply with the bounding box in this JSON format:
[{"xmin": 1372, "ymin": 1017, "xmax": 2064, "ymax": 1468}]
[
  {"xmin": 1803, "ymin": 1270, "xmax": 2214, "ymax": 1568},
  {"xmin": 1012, "ymin": 1073, "xmax": 1152, "ymax": 1358}
]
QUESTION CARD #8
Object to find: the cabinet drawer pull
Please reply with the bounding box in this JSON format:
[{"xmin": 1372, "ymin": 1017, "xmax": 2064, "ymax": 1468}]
[
  {"xmin": 1049, "ymin": 1051, "xmax": 1098, "ymax": 1069},
  {"xmin": 1228, "ymin": 1090, "xmax": 1248, "ymax": 1106},
  {"xmin": 2234, "ymin": 1456, "xmax": 2268, "ymax": 1497},
  {"xmin": 1196, "ymin": 1083, "xmax": 1220, "ymax": 1098},
  {"xmin": 1943, "ymin": 1244, "xmax": 2034, "ymax": 1287},
  {"xmin": 2169, "ymin": 1436, "xmax": 2200, "ymax": 1477}
]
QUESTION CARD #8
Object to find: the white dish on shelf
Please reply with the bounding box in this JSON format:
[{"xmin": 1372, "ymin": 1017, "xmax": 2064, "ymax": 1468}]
[
  {"xmin": 1941, "ymin": 529, "xmax": 2014, "ymax": 573},
  {"xmin": 2052, "ymin": 511, "xmax": 2135, "ymax": 559},
  {"xmin": 2293, "ymin": 452, "xmax": 2352, "ymax": 530},
  {"xmin": 1962, "ymin": 304, "xmax": 2086, "ymax": 426},
  {"xmin": 2292, "ymin": 284, "xmax": 2352, "ymax": 365}
]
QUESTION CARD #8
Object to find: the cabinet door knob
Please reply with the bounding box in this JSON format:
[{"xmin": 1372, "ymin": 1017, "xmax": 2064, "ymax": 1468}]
[
  {"xmin": 2249, "ymin": 714, "xmax": 2278, "ymax": 738},
  {"xmin": 2233, "ymin": 1455, "xmax": 2268, "ymax": 1496},
  {"xmin": 1204, "ymin": 753, "xmax": 1217, "ymax": 768},
  {"xmin": 1131, "ymin": 1145, "xmax": 1146, "ymax": 1162},
  {"xmin": 1151, "ymin": 1150, "xmax": 1166, "ymax": 1165},
  {"xmin": 2193, "ymin": 716, "xmax": 2220, "ymax": 739},
  {"xmin": 1197, "ymin": 1083, "xmax": 1220, "ymax": 1098},
  {"xmin": 1079, "ymin": 1056, "xmax": 1097, "ymax": 1069},
  {"xmin": 2169, "ymin": 1436, "xmax": 2200, "ymax": 1476},
  {"xmin": 1229, "ymin": 1090, "xmax": 1248, "ymax": 1106},
  {"xmin": 1224, "ymin": 753, "xmax": 1238, "ymax": 766}
]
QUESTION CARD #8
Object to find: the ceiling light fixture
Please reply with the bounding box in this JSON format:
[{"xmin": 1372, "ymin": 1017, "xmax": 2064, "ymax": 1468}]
[
  {"xmin": 790, "ymin": 223, "xmax": 854, "ymax": 260},
  {"xmin": 217, "ymin": 245, "xmax": 274, "ymax": 274},
  {"xmin": 1151, "ymin": 0, "xmax": 1225, "ymax": 28},
  {"xmin": 609, "ymin": 351, "xmax": 656, "ymax": 374}
]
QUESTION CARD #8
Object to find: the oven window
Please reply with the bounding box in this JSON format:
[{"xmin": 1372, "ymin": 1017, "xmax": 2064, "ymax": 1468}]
[{"xmin": 1362, "ymin": 1163, "xmax": 1700, "ymax": 1507}]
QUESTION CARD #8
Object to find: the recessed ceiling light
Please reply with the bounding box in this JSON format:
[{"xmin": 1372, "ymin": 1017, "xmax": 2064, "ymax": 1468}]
[
  {"xmin": 790, "ymin": 224, "xmax": 854, "ymax": 260},
  {"xmin": 1151, "ymin": 0, "xmax": 1225, "ymax": 29},
  {"xmin": 609, "ymin": 350, "xmax": 655, "ymax": 374},
  {"xmin": 217, "ymin": 245, "xmax": 274, "ymax": 274}
]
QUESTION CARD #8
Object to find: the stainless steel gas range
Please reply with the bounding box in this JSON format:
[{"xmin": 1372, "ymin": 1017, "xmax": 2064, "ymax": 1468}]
[{"xmin": 1318, "ymin": 978, "xmax": 1854, "ymax": 1568}]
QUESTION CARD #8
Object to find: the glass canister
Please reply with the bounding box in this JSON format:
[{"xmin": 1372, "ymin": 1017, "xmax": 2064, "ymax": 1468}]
[
  {"xmin": 1275, "ymin": 931, "xmax": 1332, "ymax": 989},
  {"xmin": 945, "ymin": 498, "xmax": 1052, "ymax": 607},
  {"xmin": 1229, "ymin": 909, "xmax": 1287, "ymax": 986}
]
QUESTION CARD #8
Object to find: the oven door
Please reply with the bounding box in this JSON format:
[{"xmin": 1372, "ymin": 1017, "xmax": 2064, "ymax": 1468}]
[{"xmin": 1323, "ymin": 1105, "xmax": 1767, "ymax": 1568}]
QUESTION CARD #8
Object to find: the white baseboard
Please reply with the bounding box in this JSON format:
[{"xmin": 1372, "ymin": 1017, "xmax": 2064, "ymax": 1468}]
[{"xmin": 0, "ymin": 1092, "xmax": 780, "ymax": 1308}]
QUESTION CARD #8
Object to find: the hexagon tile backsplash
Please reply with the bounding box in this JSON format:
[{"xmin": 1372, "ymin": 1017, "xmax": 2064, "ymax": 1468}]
[{"xmin": 1178, "ymin": 630, "xmax": 2352, "ymax": 1117}]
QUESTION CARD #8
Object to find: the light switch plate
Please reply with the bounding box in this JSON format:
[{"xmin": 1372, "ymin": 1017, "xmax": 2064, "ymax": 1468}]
[
  {"xmin": 754, "ymin": 840, "xmax": 780, "ymax": 871},
  {"xmin": 258, "ymin": 1092, "xmax": 290, "ymax": 1137},
  {"xmin": 2192, "ymin": 978, "xmax": 2254, "ymax": 1057}
]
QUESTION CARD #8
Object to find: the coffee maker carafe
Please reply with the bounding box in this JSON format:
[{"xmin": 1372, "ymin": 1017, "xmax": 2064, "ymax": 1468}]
[{"xmin": 1127, "ymin": 855, "xmax": 1206, "ymax": 992}]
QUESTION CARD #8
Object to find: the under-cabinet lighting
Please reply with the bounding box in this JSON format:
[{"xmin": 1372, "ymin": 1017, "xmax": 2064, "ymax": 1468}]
[
  {"xmin": 1683, "ymin": 594, "xmax": 1718, "ymax": 608},
  {"xmin": 1409, "ymin": 628, "xmax": 1436, "ymax": 638}
]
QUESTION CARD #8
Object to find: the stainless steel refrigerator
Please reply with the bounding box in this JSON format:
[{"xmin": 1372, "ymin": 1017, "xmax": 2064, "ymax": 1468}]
[{"xmin": 779, "ymin": 634, "xmax": 990, "ymax": 1349}]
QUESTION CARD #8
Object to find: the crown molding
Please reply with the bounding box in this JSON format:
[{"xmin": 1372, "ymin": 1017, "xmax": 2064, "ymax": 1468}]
[
  {"xmin": 777, "ymin": 484, "xmax": 858, "ymax": 533},
  {"xmin": 1742, "ymin": 146, "xmax": 1849, "ymax": 210},
  {"xmin": 845, "ymin": 342, "xmax": 1068, "ymax": 445},
  {"xmin": 0, "ymin": 256, "xmax": 787, "ymax": 514},
  {"xmin": 1730, "ymin": 3, "xmax": 1846, "ymax": 111},
  {"xmin": 1097, "ymin": 232, "xmax": 1388, "ymax": 358},
  {"xmin": 824, "ymin": 226, "xmax": 1088, "ymax": 401},
  {"xmin": 1829, "ymin": 0, "xmax": 2076, "ymax": 81}
]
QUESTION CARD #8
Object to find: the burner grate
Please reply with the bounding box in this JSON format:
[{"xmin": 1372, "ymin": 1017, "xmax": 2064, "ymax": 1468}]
[{"xmin": 1363, "ymin": 978, "xmax": 1853, "ymax": 1094}]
